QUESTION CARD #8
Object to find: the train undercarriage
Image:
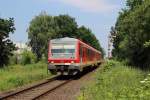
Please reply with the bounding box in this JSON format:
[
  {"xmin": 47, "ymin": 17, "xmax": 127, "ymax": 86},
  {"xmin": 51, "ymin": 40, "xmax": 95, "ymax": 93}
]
[{"xmin": 48, "ymin": 61, "xmax": 101, "ymax": 75}]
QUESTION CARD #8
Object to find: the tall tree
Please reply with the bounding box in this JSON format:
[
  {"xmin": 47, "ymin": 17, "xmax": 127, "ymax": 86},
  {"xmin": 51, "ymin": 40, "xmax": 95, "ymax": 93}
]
[
  {"xmin": 54, "ymin": 15, "xmax": 78, "ymax": 38},
  {"xmin": 0, "ymin": 18, "xmax": 16, "ymax": 67},
  {"xmin": 28, "ymin": 13, "xmax": 55, "ymax": 60},
  {"xmin": 28, "ymin": 13, "xmax": 78, "ymax": 60},
  {"xmin": 112, "ymin": 0, "xmax": 150, "ymax": 68}
]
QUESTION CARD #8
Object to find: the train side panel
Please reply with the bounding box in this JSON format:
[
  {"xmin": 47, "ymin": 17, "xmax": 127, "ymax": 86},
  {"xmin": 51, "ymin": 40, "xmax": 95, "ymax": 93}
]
[{"xmin": 77, "ymin": 40, "xmax": 101, "ymax": 70}]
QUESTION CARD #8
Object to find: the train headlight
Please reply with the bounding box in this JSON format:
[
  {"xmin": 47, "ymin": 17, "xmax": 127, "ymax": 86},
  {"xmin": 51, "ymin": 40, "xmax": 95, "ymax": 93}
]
[
  {"xmin": 51, "ymin": 61, "xmax": 54, "ymax": 63},
  {"xmin": 71, "ymin": 61, "xmax": 74, "ymax": 64}
]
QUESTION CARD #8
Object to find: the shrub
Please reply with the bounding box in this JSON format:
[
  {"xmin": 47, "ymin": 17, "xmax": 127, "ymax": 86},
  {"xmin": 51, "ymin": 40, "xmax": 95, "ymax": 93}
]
[
  {"xmin": 20, "ymin": 50, "xmax": 36, "ymax": 65},
  {"xmin": 8, "ymin": 55, "xmax": 18, "ymax": 65}
]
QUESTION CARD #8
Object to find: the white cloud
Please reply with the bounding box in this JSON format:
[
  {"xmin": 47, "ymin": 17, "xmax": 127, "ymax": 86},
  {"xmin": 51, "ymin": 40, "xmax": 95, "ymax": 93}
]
[{"xmin": 60, "ymin": 0, "xmax": 118, "ymax": 13}]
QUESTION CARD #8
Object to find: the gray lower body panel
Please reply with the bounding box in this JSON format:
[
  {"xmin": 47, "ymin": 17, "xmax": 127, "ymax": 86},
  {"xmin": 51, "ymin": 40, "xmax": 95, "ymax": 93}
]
[
  {"xmin": 48, "ymin": 61, "xmax": 101, "ymax": 75},
  {"xmin": 48, "ymin": 64, "xmax": 80, "ymax": 70},
  {"xmin": 48, "ymin": 64, "xmax": 81, "ymax": 75}
]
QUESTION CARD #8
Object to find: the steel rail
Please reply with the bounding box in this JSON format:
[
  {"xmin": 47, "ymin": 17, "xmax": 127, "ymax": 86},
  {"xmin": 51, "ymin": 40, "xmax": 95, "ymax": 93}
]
[
  {"xmin": 0, "ymin": 75, "xmax": 60, "ymax": 100},
  {"xmin": 32, "ymin": 79, "xmax": 72, "ymax": 100}
]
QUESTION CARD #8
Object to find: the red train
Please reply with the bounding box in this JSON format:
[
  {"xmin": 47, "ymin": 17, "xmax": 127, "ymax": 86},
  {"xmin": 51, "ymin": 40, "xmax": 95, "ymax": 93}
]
[{"xmin": 48, "ymin": 37, "xmax": 102, "ymax": 75}]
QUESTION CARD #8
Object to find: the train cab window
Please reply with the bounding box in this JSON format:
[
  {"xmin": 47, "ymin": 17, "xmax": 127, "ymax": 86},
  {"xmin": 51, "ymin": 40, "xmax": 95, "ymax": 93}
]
[
  {"xmin": 51, "ymin": 43, "xmax": 76, "ymax": 59},
  {"xmin": 51, "ymin": 49, "xmax": 63, "ymax": 53},
  {"xmin": 65, "ymin": 49, "xmax": 75, "ymax": 53},
  {"xmin": 51, "ymin": 49, "xmax": 75, "ymax": 54}
]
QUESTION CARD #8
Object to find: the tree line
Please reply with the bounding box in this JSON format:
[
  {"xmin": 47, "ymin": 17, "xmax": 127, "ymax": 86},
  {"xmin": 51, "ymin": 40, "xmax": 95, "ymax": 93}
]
[
  {"xmin": 28, "ymin": 13, "xmax": 105, "ymax": 61},
  {"xmin": 0, "ymin": 13, "xmax": 104, "ymax": 67},
  {"xmin": 111, "ymin": 0, "xmax": 150, "ymax": 69}
]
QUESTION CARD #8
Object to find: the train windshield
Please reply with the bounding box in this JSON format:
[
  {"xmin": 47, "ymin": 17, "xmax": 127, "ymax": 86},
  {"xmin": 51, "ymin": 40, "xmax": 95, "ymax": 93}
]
[
  {"xmin": 51, "ymin": 49, "xmax": 75, "ymax": 53},
  {"xmin": 51, "ymin": 43, "xmax": 76, "ymax": 59}
]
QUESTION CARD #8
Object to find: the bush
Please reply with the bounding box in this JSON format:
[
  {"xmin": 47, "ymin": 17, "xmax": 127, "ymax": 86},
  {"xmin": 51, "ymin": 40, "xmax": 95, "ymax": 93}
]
[
  {"xmin": 8, "ymin": 55, "xmax": 18, "ymax": 65},
  {"xmin": 20, "ymin": 50, "xmax": 36, "ymax": 65}
]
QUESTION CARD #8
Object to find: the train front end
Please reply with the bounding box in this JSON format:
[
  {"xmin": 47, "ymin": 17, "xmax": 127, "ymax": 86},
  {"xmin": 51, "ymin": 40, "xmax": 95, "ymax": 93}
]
[{"xmin": 48, "ymin": 37, "xmax": 80, "ymax": 75}]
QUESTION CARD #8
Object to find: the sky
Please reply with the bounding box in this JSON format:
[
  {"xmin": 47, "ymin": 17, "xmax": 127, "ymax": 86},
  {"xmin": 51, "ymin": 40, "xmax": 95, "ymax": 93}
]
[{"xmin": 0, "ymin": 0, "xmax": 125, "ymax": 55}]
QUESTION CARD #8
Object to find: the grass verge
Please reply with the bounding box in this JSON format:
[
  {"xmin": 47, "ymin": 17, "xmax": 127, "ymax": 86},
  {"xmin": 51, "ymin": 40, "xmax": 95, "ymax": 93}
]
[
  {"xmin": 78, "ymin": 60, "xmax": 150, "ymax": 100},
  {"xmin": 0, "ymin": 62, "xmax": 51, "ymax": 92}
]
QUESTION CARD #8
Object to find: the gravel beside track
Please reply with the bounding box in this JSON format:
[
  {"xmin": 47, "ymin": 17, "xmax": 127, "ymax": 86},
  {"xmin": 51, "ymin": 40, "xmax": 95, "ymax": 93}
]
[{"xmin": 36, "ymin": 67, "xmax": 97, "ymax": 100}]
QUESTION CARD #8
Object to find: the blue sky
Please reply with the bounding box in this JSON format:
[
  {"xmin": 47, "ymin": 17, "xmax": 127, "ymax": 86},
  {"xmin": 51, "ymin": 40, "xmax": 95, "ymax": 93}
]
[{"xmin": 0, "ymin": 0, "xmax": 125, "ymax": 54}]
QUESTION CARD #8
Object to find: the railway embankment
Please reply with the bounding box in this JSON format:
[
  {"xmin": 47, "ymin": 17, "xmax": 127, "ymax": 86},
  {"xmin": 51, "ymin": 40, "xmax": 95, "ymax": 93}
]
[
  {"xmin": 78, "ymin": 60, "xmax": 150, "ymax": 99},
  {"xmin": 0, "ymin": 64, "xmax": 99, "ymax": 100},
  {"xmin": 0, "ymin": 62, "xmax": 51, "ymax": 93}
]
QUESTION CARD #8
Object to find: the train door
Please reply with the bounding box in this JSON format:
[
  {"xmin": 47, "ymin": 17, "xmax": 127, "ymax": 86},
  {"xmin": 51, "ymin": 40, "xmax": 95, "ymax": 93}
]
[
  {"xmin": 79, "ymin": 45, "xmax": 83, "ymax": 63},
  {"xmin": 82, "ymin": 47, "xmax": 86, "ymax": 63}
]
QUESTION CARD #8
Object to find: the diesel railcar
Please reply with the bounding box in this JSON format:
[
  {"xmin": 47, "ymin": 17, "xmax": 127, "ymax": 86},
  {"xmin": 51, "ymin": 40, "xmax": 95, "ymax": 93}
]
[{"xmin": 48, "ymin": 37, "xmax": 102, "ymax": 75}]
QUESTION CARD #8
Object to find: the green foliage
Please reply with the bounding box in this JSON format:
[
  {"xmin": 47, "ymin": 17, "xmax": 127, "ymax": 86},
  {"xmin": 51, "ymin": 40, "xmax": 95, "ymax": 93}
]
[
  {"xmin": 126, "ymin": 0, "xmax": 143, "ymax": 10},
  {"xmin": 20, "ymin": 50, "xmax": 36, "ymax": 65},
  {"xmin": 144, "ymin": 40, "xmax": 150, "ymax": 48},
  {"xmin": 28, "ymin": 13, "xmax": 104, "ymax": 60},
  {"xmin": 54, "ymin": 14, "xmax": 78, "ymax": 38},
  {"xmin": 8, "ymin": 55, "xmax": 18, "ymax": 65},
  {"xmin": 112, "ymin": 0, "xmax": 150, "ymax": 68},
  {"xmin": 77, "ymin": 26, "xmax": 105, "ymax": 57},
  {"xmin": 0, "ymin": 62, "xmax": 50, "ymax": 92},
  {"xmin": 0, "ymin": 18, "xmax": 16, "ymax": 67},
  {"xmin": 79, "ymin": 60, "xmax": 150, "ymax": 99}
]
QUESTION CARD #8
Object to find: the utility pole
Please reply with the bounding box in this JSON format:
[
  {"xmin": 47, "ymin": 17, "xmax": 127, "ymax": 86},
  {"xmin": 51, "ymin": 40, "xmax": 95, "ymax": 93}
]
[{"xmin": 108, "ymin": 34, "xmax": 112, "ymax": 59}]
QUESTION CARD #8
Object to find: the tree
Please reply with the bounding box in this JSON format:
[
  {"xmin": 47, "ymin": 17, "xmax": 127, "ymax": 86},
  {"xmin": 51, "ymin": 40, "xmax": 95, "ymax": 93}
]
[
  {"xmin": 77, "ymin": 26, "xmax": 105, "ymax": 57},
  {"xmin": 28, "ymin": 13, "xmax": 55, "ymax": 60},
  {"xmin": 112, "ymin": 0, "xmax": 150, "ymax": 68},
  {"xmin": 54, "ymin": 15, "xmax": 78, "ymax": 38},
  {"xmin": 28, "ymin": 13, "xmax": 78, "ymax": 60},
  {"xmin": 0, "ymin": 18, "xmax": 16, "ymax": 67}
]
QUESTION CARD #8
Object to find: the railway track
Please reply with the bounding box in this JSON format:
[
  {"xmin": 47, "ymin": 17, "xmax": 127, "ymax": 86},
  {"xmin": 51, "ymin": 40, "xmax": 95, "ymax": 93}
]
[
  {"xmin": 0, "ymin": 75, "xmax": 73, "ymax": 100},
  {"xmin": 0, "ymin": 66, "xmax": 98, "ymax": 100}
]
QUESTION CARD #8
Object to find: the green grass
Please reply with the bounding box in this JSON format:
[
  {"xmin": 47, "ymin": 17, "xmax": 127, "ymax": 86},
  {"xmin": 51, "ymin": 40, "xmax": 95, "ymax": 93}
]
[
  {"xmin": 0, "ymin": 62, "xmax": 51, "ymax": 92},
  {"xmin": 78, "ymin": 60, "xmax": 150, "ymax": 100}
]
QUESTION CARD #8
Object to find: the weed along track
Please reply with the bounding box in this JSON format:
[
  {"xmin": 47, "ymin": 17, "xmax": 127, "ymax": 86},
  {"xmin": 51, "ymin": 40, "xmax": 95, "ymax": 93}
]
[{"xmin": 0, "ymin": 66, "xmax": 98, "ymax": 100}]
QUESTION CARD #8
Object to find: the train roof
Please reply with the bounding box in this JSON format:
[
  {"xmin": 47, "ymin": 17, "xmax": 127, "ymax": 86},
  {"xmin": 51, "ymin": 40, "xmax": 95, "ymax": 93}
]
[
  {"xmin": 50, "ymin": 37, "xmax": 101, "ymax": 54},
  {"xmin": 50, "ymin": 37, "xmax": 78, "ymax": 43},
  {"xmin": 78, "ymin": 39, "xmax": 101, "ymax": 54}
]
